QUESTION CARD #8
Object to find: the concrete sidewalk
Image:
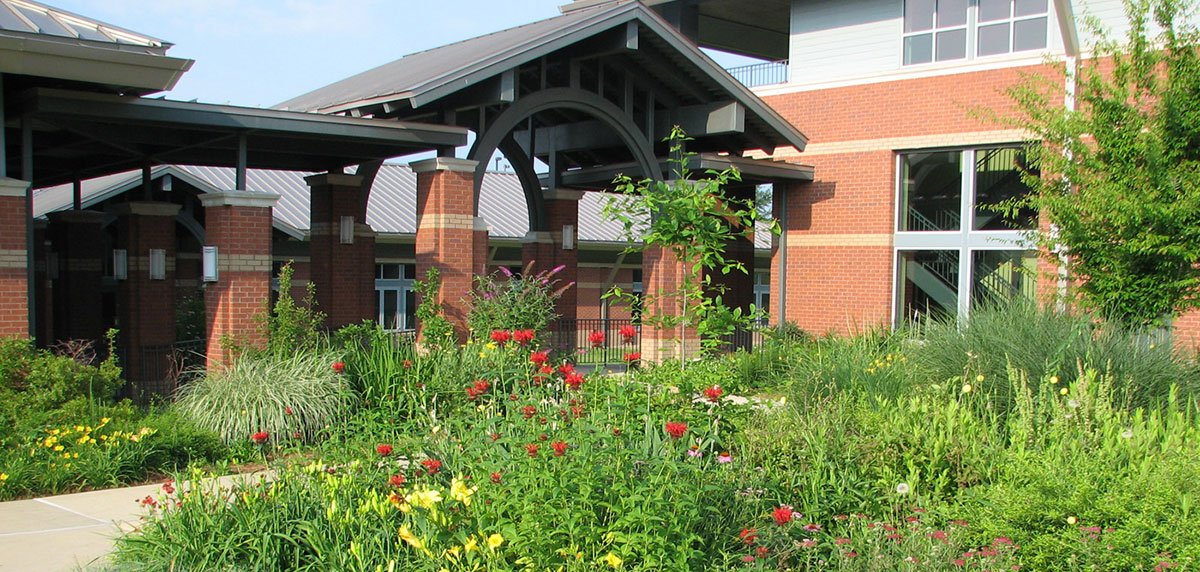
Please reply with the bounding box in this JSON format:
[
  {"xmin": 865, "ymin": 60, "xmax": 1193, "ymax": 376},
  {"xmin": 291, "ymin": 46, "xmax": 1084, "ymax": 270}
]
[{"xmin": 0, "ymin": 474, "xmax": 265, "ymax": 572}]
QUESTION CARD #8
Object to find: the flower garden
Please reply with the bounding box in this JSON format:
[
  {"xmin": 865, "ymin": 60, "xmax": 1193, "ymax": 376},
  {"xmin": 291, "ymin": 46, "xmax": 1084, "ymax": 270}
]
[{"xmin": 3, "ymin": 273, "xmax": 1200, "ymax": 571}]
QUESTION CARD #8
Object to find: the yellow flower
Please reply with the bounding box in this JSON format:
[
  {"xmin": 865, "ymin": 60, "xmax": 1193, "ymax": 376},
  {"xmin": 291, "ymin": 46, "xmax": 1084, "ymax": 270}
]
[
  {"xmin": 100, "ymin": 417, "xmax": 111, "ymax": 424},
  {"xmin": 0, "ymin": 473, "xmax": 8, "ymax": 482},
  {"xmin": 487, "ymin": 533, "xmax": 505, "ymax": 550},
  {"xmin": 398, "ymin": 525, "xmax": 423, "ymax": 549},
  {"xmin": 1067, "ymin": 516, "xmax": 1077, "ymax": 525},
  {"xmin": 450, "ymin": 475, "xmax": 478, "ymax": 506},
  {"xmin": 485, "ymin": 342, "xmax": 497, "ymax": 350},
  {"xmin": 1060, "ymin": 387, "xmax": 1069, "ymax": 395},
  {"xmin": 479, "ymin": 352, "xmax": 488, "ymax": 359},
  {"xmin": 961, "ymin": 384, "xmax": 973, "ymax": 394},
  {"xmin": 603, "ymin": 553, "xmax": 623, "ymax": 568},
  {"xmin": 447, "ymin": 545, "xmax": 461, "ymax": 559},
  {"xmin": 1049, "ymin": 375, "xmax": 1059, "ymax": 385},
  {"xmin": 53, "ymin": 445, "xmax": 64, "ymax": 452},
  {"xmin": 406, "ymin": 487, "xmax": 443, "ymax": 510},
  {"xmin": 387, "ymin": 492, "xmax": 411, "ymax": 512},
  {"xmin": 975, "ymin": 374, "xmax": 985, "ymax": 383},
  {"xmin": 464, "ymin": 537, "xmax": 478, "ymax": 552},
  {"xmin": 74, "ymin": 425, "xmax": 84, "ymax": 432}
]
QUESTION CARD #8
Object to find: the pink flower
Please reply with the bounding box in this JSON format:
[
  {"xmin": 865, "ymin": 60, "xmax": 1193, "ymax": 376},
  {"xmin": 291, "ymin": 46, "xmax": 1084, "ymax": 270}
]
[{"xmin": 717, "ymin": 452, "xmax": 733, "ymax": 463}]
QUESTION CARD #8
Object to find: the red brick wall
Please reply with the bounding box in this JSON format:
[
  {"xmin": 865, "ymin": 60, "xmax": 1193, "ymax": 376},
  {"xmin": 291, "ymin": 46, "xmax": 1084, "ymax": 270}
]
[
  {"xmin": 414, "ymin": 161, "xmax": 482, "ymax": 342},
  {"xmin": 0, "ymin": 195, "xmax": 27, "ymax": 337},
  {"xmin": 204, "ymin": 202, "xmax": 274, "ymax": 368},
  {"xmin": 521, "ymin": 195, "xmax": 580, "ymax": 322},
  {"xmin": 114, "ymin": 205, "xmax": 179, "ymax": 383},
  {"xmin": 308, "ymin": 177, "xmax": 375, "ymax": 328}
]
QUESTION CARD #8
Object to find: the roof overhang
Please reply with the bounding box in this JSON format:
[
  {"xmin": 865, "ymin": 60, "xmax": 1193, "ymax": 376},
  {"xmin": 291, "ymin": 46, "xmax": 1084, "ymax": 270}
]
[
  {"xmin": 11, "ymin": 88, "xmax": 469, "ymax": 187},
  {"xmin": 0, "ymin": 33, "xmax": 191, "ymax": 95},
  {"xmin": 546, "ymin": 152, "xmax": 813, "ymax": 189}
]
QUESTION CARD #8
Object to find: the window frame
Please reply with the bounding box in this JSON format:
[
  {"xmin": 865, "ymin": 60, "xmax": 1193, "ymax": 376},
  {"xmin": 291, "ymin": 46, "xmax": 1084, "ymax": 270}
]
[{"xmin": 900, "ymin": 0, "xmax": 1051, "ymax": 67}]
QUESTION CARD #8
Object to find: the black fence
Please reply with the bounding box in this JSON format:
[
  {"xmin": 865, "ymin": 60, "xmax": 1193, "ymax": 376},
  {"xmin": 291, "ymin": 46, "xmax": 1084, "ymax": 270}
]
[
  {"xmin": 133, "ymin": 338, "xmax": 206, "ymax": 400},
  {"xmin": 546, "ymin": 318, "xmax": 640, "ymax": 366},
  {"xmin": 727, "ymin": 60, "xmax": 790, "ymax": 87}
]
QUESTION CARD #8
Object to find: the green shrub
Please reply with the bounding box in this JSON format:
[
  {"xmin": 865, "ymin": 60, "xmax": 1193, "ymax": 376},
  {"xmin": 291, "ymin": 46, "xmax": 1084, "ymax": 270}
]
[
  {"xmin": 915, "ymin": 300, "xmax": 1196, "ymax": 412},
  {"xmin": 174, "ymin": 350, "xmax": 351, "ymax": 444},
  {"xmin": 414, "ymin": 267, "xmax": 455, "ymax": 350},
  {"xmin": 783, "ymin": 329, "xmax": 916, "ymax": 401},
  {"xmin": 467, "ymin": 261, "xmax": 571, "ymax": 339}
]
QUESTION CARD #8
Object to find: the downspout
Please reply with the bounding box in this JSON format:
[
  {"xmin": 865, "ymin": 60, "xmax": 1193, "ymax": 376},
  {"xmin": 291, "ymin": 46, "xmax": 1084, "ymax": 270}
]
[
  {"xmin": 1054, "ymin": 0, "xmax": 1080, "ymax": 310},
  {"xmin": 776, "ymin": 183, "xmax": 787, "ymax": 332}
]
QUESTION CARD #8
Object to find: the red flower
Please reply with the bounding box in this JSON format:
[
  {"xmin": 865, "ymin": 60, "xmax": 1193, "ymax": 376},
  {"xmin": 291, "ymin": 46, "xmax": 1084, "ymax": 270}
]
[
  {"xmin": 844, "ymin": 552, "xmax": 858, "ymax": 558},
  {"xmin": 161, "ymin": 481, "xmax": 175, "ymax": 494},
  {"xmin": 551, "ymin": 441, "xmax": 568, "ymax": 456},
  {"xmin": 530, "ymin": 351, "xmax": 549, "ymax": 365},
  {"xmin": 489, "ymin": 433, "xmax": 501, "ymax": 441},
  {"xmin": 588, "ymin": 330, "xmax": 605, "ymax": 347},
  {"xmin": 539, "ymin": 365, "xmax": 555, "ymax": 375},
  {"xmin": 473, "ymin": 380, "xmax": 490, "ymax": 392},
  {"xmin": 739, "ymin": 528, "xmax": 758, "ymax": 545},
  {"xmin": 612, "ymin": 428, "xmax": 621, "ymax": 436},
  {"xmin": 403, "ymin": 360, "xmax": 413, "ymax": 368},
  {"xmin": 332, "ymin": 362, "xmax": 345, "ymax": 373},
  {"xmin": 421, "ymin": 458, "xmax": 441, "ymax": 475},
  {"xmin": 389, "ymin": 474, "xmax": 406, "ymax": 487},
  {"xmin": 522, "ymin": 405, "xmax": 537, "ymax": 419},
  {"xmin": 513, "ymin": 329, "xmax": 535, "ymax": 345},
  {"xmin": 623, "ymin": 352, "xmax": 641, "ymax": 363},
  {"xmin": 756, "ymin": 547, "xmax": 769, "ymax": 558},
  {"xmin": 619, "ymin": 324, "xmax": 637, "ymax": 341},
  {"xmin": 703, "ymin": 385, "xmax": 723, "ymax": 403},
  {"xmin": 490, "ymin": 472, "xmax": 502, "ymax": 484},
  {"xmin": 251, "ymin": 431, "xmax": 269, "ymax": 444},
  {"xmin": 564, "ymin": 372, "xmax": 585, "ymax": 390},
  {"xmin": 664, "ymin": 422, "xmax": 687, "ymax": 440},
  {"xmin": 772, "ymin": 505, "xmax": 794, "ymax": 526},
  {"xmin": 490, "ymin": 330, "xmax": 512, "ymax": 346},
  {"xmin": 558, "ymin": 362, "xmax": 575, "ymax": 375},
  {"xmin": 284, "ymin": 407, "xmax": 293, "ymax": 415},
  {"xmin": 525, "ymin": 443, "xmax": 539, "ymax": 457},
  {"xmin": 294, "ymin": 431, "xmax": 302, "ymax": 439},
  {"xmin": 376, "ymin": 444, "xmax": 393, "ymax": 456}
]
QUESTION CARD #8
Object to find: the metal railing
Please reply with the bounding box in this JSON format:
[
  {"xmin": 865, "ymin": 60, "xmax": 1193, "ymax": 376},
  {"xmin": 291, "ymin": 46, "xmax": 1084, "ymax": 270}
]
[
  {"xmin": 546, "ymin": 318, "xmax": 639, "ymax": 366},
  {"xmin": 727, "ymin": 60, "xmax": 790, "ymax": 88},
  {"xmin": 134, "ymin": 338, "xmax": 206, "ymax": 400}
]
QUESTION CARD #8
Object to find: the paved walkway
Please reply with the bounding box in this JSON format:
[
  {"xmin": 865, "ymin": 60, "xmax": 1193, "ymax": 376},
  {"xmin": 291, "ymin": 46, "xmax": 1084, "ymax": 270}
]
[{"xmin": 0, "ymin": 474, "xmax": 264, "ymax": 572}]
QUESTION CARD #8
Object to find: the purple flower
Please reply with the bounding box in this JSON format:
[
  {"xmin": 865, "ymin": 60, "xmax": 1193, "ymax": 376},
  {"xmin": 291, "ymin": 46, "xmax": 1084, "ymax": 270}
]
[{"xmin": 499, "ymin": 266, "xmax": 513, "ymax": 277}]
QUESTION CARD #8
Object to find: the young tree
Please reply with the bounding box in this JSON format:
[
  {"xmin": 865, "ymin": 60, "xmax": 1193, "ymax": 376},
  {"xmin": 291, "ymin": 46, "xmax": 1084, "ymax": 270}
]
[
  {"xmin": 603, "ymin": 127, "xmax": 775, "ymax": 360},
  {"xmin": 1006, "ymin": 0, "xmax": 1200, "ymax": 328}
]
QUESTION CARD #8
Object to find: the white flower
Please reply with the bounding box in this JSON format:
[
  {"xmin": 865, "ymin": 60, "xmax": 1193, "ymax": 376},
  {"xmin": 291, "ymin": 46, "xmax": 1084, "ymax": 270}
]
[
  {"xmin": 895, "ymin": 483, "xmax": 911, "ymax": 495},
  {"xmin": 1121, "ymin": 428, "xmax": 1134, "ymax": 439},
  {"xmin": 1067, "ymin": 399, "xmax": 1079, "ymax": 409}
]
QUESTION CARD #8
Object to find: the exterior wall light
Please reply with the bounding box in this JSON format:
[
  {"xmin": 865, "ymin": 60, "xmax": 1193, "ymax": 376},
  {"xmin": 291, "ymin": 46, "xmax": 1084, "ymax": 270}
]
[
  {"xmin": 202, "ymin": 246, "xmax": 219, "ymax": 282},
  {"xmin": 562, "ymin": 224, "xmax": 576, "ymax": 250},
  {"xmin": 149, "ymin": 249, "xmax": 166, "ymax": 280},
  {"xmin": 112, "ymin": 249, "xmax": 127, "ymax": 280},
  {"xmin": 340, "ymin": 216, "xmax": 355, "ymax": 245}
]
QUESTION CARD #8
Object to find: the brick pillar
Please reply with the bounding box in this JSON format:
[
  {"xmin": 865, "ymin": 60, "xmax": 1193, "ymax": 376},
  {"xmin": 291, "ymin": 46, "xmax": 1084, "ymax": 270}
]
[
  {"xmin": 47, "ymin": 210, "xmax": 106, "ymax": 345},
  {"xmin": 413, "ymin": 157, "xmax": 483, "ymax": 343},
  {"xmin": 522, "ymin": 189, "xmax": 582, "ymax": 324},
  {"xmin": 0, "ymin": 178, "xmax": 29, "ymax": 338},
  {"xmin": 640, "ymin": 246, "xmax": 701, "ymax": 362},
  {"xmin": 109, "ymin": 202, "xmax": 181, "ymax": 386},
  {"xmin": 198, "ymin": 191, "xmax": 279, "ymax": 369},
  {"xmin": 306, "ymin": 173, "xmax": 376, "ymax": 328}
]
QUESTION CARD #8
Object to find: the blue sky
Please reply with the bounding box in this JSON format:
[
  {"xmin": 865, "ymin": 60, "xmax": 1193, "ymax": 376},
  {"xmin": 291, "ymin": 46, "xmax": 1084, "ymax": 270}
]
[{"xmin": 47, "ymin": 0, "xmax": 757, "ymax": 109}]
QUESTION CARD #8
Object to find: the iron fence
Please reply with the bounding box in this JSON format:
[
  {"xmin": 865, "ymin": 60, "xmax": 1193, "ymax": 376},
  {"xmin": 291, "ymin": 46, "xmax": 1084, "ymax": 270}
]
[
  {"xmin": 546, "ymin": 318, "xmax": 639, "ymax": 367},
  {"xmin": 727, "ymin": 60, "xmax": 789, "ymax": 87},
  {"xmin": 134, "ymin": 338, "xmax": 206, "ymax": 400}
]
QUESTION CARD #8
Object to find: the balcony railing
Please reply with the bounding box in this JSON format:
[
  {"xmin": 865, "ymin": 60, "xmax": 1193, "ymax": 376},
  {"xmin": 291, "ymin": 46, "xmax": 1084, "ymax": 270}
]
[{"xmin": 727, "ymin": 60, "xmax": 789, "ymax": 88}]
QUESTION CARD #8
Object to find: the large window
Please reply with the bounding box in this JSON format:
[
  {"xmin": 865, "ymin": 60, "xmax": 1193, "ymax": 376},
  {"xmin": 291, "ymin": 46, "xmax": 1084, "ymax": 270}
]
[
  {"xmin": 375, "ymin": 263, "xmax": 416, "ymax": 331},
  {"xmin": 895, "ymin": 146, "xmax": 1037, "ymax": 323},
  {"xmin": 903, "ymin": 0, "xmax": 1049, "ymax": 66}
]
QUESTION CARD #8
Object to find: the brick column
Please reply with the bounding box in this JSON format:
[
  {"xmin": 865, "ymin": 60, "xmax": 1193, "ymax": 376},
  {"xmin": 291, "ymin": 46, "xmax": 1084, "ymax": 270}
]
[
  {"xmin": 46, "ymin": 210, "xmax": 106, "ymax": 345},
  {"xmin": 198, "ymin": 191, "xmax": 279, "ymax": 369},
  {"xmin": 640, "ymin": 246, "xmax": 701, "ymax": 362},
  {"xmin": 0, "ymin": 178, "xmax": 29, "ymax": 338},
  {"xmin": 522, "ymin": 189, "xmax": 582, "ymax": 324},
  {"xmin": 706, "ymin": 185, "xmax": 757, "ymax": 346},
  {"xmin": 413, "ymin": 157, "xmax": 483, "ymax": 343},
  {"xmin": 306, "ymin": 173, "xmax": 376, "ymax": 328},
  {"xmin": 109, "ymin": 202, "xmax": 181, "ymax": 386}
]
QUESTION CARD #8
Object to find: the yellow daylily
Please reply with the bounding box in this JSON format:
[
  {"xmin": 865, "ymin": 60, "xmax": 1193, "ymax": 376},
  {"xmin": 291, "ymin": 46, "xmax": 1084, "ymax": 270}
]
[
  {"xmin": 406, "ymin": 486, "xmax": 443, "ymax": 510},
  {"xmin": 450, "ymin": 475, "xmax": 477, "ymax": 506},
  {"xmin": 464, "ymin": 537, "xmax": 478, "ymax": 552},
  {"xmin": 398, "ymin": 525, "xmax": 424, "ymax": 549},
  {"xmin": 487, "ymin": 533, "xmax": 505, "ymax": 550},
  {"xmin": 603, "ymin": 553, "xmax": 623, "ymax": 568},
  {"xmin": 447, "ymin": 545, "xmax": 461, "ymax": 560}
]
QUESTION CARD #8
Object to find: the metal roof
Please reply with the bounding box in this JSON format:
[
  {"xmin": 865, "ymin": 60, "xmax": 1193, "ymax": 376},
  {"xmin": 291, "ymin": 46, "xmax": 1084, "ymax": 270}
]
[
  {"xmin": 275, "ymin": 0, "xmax": 806, "ymax": 153},
  {"xmin": 0, "ymin": 0, "xmax": 169, "ymax": 54},
  {"xmin": 34, "ymin": 163, "xmax": 769, "ymax": 248}
]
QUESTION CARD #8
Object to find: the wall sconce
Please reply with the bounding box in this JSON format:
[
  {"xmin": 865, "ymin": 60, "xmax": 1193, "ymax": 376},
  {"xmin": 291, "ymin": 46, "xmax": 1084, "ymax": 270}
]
[
  {"xmin": 202, "ymin": 246, "xmax": 219, "ymax": 282},
  {"xmin": 340, "ymin": 216, "xmax": 355, "ymax": 245},
  {"xmin": 161, "ymin": 174, "xmax": 172, "ymax": 192},
  {"xmin": 149, "ymin": 249, "xmax": 166, "ymax": 280},
  {"xmin": 562, "ymin": 224, "xmax": 576, "ymax": 250},
  {"xmin": 46, "ymin": 252, "xmax": 59, "ymax": 280},
  {"xmin": 112, "ymin": 249, "xmax": 127, "ymax": 280}
]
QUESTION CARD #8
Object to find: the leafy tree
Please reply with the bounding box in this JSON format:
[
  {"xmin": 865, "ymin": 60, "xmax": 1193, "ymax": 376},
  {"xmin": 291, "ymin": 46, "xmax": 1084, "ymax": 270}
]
[
  {"xmin": 1004, "ymin": 0, "xmax": 1200, "ymax": 327},
  {"xmin": 603, "ymin": 127, "xmax": 775, "ymax": 359}
]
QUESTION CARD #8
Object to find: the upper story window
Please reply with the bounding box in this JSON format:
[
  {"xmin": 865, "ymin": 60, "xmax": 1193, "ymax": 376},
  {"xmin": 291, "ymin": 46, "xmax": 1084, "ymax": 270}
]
[{"xmin": 903, "ymin": 0, "xmax": 1049, "ymax": 66}]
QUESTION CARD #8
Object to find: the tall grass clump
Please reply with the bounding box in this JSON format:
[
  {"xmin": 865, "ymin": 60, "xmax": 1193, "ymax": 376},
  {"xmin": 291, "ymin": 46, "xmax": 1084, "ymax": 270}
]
[
  {"xmin": 915, "ymin": 300, "xmax": 1196, "ymax": 411},
  {"xmin": 174, "ymin": 350, "xmax": 351, "ymax": 444},
  {"xmin": 785, "ymin": 328, "xmax": 916, "ymax": 401}
]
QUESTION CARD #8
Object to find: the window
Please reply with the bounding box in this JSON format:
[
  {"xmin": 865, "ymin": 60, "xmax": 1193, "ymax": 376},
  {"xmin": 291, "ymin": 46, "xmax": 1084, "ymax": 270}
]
[
  {"xmin": 903, "ymin": 0, "xmax": 1049, "ymax": 66},
  {"xmin": 375, "ymin": 263, "xmax": 416, "ymax": 331},
  {"xmin": 895, "ymin": 146, "xmax": 1037, "ymax": 323},
  {"xmin": 753, "ymin": 271, "xmax": 771, "ymax": 315}
]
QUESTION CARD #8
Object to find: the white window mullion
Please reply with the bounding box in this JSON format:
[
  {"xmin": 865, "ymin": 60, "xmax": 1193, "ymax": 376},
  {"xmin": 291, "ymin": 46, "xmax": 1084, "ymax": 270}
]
[{"xmin": 957, "ymin": 149, "xmax": 975, "ymax": 320}]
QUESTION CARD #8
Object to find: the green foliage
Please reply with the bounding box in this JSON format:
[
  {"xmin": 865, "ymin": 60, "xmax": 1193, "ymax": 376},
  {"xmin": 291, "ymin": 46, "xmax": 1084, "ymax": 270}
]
[
  {"xmin": 604, "ymin": 127, "xmax": 776, "ymax": 358},
  {"xmin": 915, "ymin": 300, "xmax": 1196, "ymax": 412},
  {"xmin": 414, "ymin": 267, "xmax": 454, "ymax": 350},
  {"xmin": 1004, "ymin": 0, "xmax": 1200, "ymax": 326},
  {"xmin": 174, "ymin": 288, "xmax": 206, "ymax": 340},
  {"xmin": 262, "ymin": 261, "xmax": 327, "ymax": 356},
  {"xmin": 174, "ymin": 350, "xmax": 351, "ymax": 444},
  {"xmin": 467, "ymin": 261, "xmax": 571, "ymax": 340}
]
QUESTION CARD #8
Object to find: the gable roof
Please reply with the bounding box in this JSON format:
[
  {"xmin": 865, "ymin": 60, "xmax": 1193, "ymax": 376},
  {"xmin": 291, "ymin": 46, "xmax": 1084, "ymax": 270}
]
[
  {"xmin": 276, "ymin": 0, "xmax": 806, "ymax": 153},
  {"xmin": 0, "ymin": 0, "xmax": 169, "ymax": 53}
]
